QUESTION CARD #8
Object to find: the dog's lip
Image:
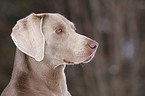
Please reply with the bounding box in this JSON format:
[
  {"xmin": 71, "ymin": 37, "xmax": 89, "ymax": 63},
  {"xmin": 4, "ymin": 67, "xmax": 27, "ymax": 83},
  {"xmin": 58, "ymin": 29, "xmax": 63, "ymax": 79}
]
[
  {"xmin": 82, "ymin": 53, "xmax": 95, "ymax": 63},
  {"xmin": 63, "ymin": 47, "xmax": 98, "ymax": 64},
  {"xmin": 63, "ymin": 53, "xmax": 95, "ymax": 64},
  {"xmin": 83, "ymin": 55, "xmax": 93, "ymax": 63},
  {"xmin": 63, "ymin": 59, "xmax": 74, "ymax": 64}
]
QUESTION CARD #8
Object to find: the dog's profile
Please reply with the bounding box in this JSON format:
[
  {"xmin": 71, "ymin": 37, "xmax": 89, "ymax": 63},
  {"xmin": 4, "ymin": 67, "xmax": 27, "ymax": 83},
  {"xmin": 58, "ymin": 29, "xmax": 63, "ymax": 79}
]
[{"xmin": 1, "ymin": 13, "xmax": 98, "ymax": 96}]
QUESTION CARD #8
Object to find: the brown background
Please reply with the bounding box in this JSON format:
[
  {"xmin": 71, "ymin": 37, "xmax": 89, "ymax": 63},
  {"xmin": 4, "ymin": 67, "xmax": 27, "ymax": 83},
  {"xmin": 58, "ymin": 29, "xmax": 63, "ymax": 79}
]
[{"xmin": 0, "ymin": 0, "xmax": 145, "ymax": 96}]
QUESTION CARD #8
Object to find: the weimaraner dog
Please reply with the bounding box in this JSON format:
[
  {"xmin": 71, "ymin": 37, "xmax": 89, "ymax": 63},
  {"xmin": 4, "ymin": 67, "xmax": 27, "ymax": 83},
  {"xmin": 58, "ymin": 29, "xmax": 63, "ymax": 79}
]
[{"xmin": 1, "ymin": 13, "xmax": 98, "ymax": 96}]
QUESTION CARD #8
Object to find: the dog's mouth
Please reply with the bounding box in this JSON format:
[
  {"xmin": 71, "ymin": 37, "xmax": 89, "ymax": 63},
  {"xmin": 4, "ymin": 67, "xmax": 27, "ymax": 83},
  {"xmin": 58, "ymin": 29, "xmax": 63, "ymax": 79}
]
[
  {"xmin": 82, "ymin": 54, "xmax": 94, "ymax": 63},
  {"xmin": 63, "ymin": 53, "xmax": 95, "ymax": 65},
  {"xmin": 63, "ymin": 59, "xmax": 74, "ymax": 64}
]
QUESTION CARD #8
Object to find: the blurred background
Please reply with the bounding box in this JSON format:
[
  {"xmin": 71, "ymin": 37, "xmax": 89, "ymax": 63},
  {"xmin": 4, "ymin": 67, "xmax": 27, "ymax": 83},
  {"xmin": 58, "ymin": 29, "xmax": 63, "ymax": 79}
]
[{"xmin": 0, "ymin": 0, "xmax": 145, "ymax": 96}]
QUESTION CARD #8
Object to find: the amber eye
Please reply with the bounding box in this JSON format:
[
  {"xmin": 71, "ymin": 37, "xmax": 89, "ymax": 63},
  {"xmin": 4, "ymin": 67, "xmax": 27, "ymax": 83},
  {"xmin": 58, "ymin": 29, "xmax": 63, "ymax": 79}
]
[{"xmin": 56, "ymin": 28, "xmax": 63, "ymax": 34}]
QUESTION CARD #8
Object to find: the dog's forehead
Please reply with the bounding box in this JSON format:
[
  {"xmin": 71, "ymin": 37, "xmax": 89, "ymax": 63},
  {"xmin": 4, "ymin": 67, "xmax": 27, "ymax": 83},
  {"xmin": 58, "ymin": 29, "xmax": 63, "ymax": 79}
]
[
  {"xmin": 56, "ymin": 14, "xmax": 75, "ymax": 27},
  {"xmin": 46, "ymin": 13, "xmax": 75, "ymax": 28}
]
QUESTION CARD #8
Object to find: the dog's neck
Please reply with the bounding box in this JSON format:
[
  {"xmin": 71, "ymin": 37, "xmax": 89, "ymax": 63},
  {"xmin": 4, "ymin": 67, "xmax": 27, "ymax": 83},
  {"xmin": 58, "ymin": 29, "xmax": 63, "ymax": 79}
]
[{"xmin": 11, "ymin": 49, "xmax": 69, "ymax": 96}]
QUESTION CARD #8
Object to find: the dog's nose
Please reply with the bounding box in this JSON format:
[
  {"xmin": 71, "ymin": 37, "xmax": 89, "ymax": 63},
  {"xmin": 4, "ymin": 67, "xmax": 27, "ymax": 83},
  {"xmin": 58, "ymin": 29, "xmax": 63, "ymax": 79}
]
[{"xmin": 88, "ymin": 41, "xmax": 98, "ymax": 50}]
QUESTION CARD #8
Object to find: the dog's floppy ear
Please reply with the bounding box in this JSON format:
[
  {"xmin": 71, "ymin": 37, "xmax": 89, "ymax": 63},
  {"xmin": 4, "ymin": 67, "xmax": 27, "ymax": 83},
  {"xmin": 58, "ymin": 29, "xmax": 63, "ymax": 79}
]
[{"xmin": 11, "ymin": 13, "xmax": 45, "ymax": 62}]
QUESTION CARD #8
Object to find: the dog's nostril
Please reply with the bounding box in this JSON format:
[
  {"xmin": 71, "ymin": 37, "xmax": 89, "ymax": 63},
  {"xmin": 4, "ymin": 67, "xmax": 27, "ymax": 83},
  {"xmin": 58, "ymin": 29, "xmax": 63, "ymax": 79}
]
[
  {"xmin": 88, "ymin": 41, "xmax": 97, "ymax": 49},
  {"xmin": 92, "ymin": 45, "xmax": 97, "ymax": 49}
]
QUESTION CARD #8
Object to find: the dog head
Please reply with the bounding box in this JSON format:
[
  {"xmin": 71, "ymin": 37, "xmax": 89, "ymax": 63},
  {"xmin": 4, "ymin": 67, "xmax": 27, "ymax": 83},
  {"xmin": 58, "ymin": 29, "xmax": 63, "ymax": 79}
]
[{"xmin": 11, "ymin": 13, "xmax": 98, "ymax": 65}]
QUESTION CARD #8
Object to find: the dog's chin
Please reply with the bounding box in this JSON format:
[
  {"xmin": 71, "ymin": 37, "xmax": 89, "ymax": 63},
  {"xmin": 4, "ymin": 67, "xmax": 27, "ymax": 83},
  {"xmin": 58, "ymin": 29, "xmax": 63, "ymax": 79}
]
[
  {"xmin": 82, "ymin": 53, "xmax": 95, "ymax": 63},
  {"xmin": 63, "ymin": 53, "xmax": 95, "ymax": 65}
]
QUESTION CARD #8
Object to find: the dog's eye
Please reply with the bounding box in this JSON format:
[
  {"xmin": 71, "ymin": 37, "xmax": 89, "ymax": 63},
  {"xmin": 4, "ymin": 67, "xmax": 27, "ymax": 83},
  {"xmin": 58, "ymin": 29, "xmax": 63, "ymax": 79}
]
[{"xmin": 56, "ymin": 28, "xmax": 64, "ymax": 34}]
